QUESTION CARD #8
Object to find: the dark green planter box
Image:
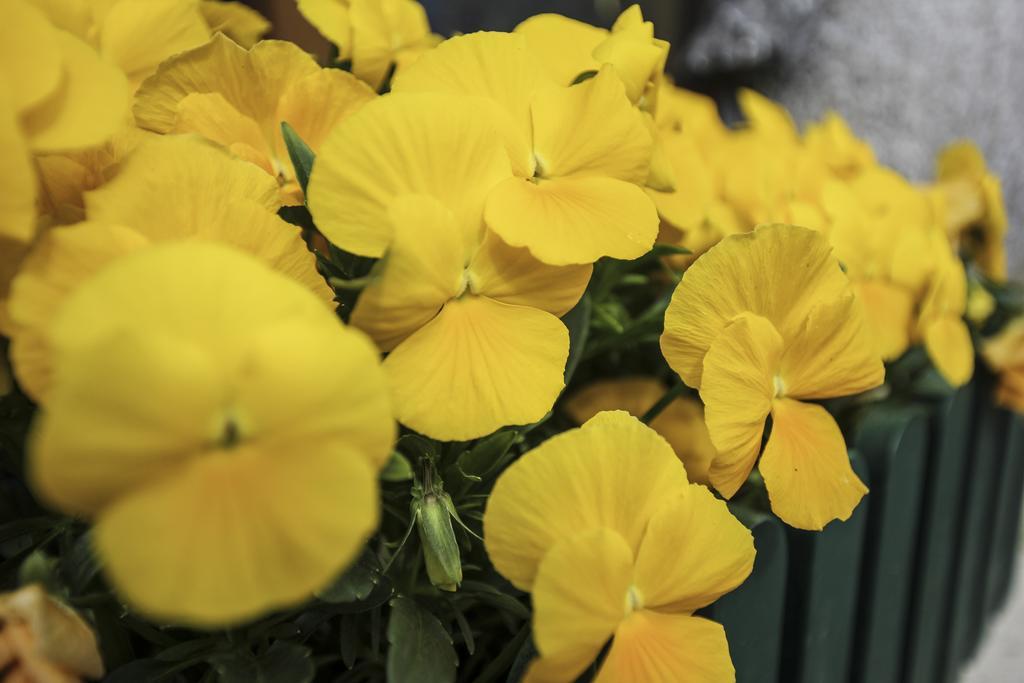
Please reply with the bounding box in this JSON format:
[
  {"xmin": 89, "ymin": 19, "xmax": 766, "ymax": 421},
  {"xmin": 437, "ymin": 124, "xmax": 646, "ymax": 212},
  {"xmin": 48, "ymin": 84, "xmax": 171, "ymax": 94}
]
[
  {"xmin": 849, "ymin": 401, "xmax": 930, "ymax": 683},
  {"xmin": 983, "ymin": 413, "xmax": 1024, "ymax": 616},
  {"xmin": 708, "ymin": 510, "xmax": 787, "ymax": 683},
  {"xmin": 903, "ymin": 382, "xmax": 977, "ymax": 683},
  {"xmin": 779, "ymin": 451, "xmax": 869, "ymax": 683},
  {"xmin": 945, "ymin": 371, "xmax": 1011, "ymax": 679}
]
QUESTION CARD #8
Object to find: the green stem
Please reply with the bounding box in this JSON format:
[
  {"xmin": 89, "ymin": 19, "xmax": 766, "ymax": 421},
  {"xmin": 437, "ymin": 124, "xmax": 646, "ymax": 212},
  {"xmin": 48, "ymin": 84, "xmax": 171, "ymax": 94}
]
[{"xmin": 641, "ymin": 382, "xmax": 687, "ymax": 424}]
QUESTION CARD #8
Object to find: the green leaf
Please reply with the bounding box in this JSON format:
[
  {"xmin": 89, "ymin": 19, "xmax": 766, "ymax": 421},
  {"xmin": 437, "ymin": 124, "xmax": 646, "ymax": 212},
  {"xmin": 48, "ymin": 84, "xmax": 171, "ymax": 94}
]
[
  {"xmin": 570, "ymin": 69, "xmax": 598, "ymax": 85},
  {"xmin": 64, "ymin": 531, "xmax": 101, "ymax": 592},
  {"xmin": 213, "ymin": 642, "xmax": 314, "ymax": 683},
  {"xmin": 386, "ymin": 597, "xmax": 457, "ymax": 683},
  {"xmin": 105, "ymin": 658, "xmax": 181, "ymax": 683},
  {"xmin": 381, "ymin": 451, "xmax": 414, "ymax": 482},
  {"xmin": 456, "ymin": 430, "xmax": 517, "ymax": 482},
  {"xmin": 259, "ymin": 642, "xmax": 315, "ymax": 683},
  {"xmin": 650, "ymin": 243, "xmax": 692, "ymax": 257},
  {"xmin": 561, "ymin": 295, "xmax": 591, "ymax": 386},
  {"xmin": 318, "ymin": 549, "xmax": 381, "ymax": 603},
  {"xmin": 280, "ymin": 122, "xmax": 315, "ymax": 195}
]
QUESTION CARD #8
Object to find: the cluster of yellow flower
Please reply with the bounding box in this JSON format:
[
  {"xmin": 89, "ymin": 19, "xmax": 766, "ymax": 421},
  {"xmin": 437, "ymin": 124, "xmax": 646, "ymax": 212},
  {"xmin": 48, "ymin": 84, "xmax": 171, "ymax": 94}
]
[{"xmin": 0, "ymin": 1, "xmax": 1015, "ymax": 680}]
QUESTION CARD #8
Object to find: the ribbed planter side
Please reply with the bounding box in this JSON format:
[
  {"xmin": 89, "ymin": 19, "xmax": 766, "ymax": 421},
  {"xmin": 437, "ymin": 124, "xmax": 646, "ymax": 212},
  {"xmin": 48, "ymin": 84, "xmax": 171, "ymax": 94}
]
[
  {"xmin": 849, "ymin": 401, "xmax": 930, "ymax": 683},
  {"xmin": 945, "ymin": 368, "xmax": 1011, "ymax": 679},
  {"xmin": 779, "ymin": 452, "xmax": 870, "ymax": 683},
  {"xmin": 708, "ymin": 510, "xmax": 788, "ymax": 683},
  {"xmin": 903, "ymin": 382, "xmax": 977, "ymax": 683},
  {"xmin": 983, "ymin": 414, "xmax": 1024, "ymax": 617}
]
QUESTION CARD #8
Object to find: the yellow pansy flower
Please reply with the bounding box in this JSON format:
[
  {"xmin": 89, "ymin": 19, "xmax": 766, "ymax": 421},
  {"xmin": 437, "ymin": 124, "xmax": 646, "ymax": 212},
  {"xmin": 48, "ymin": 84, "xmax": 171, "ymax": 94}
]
[
  {"xmin": 564, "ymin": 377, "xmax": 717, "ymax": 485},
  {"xmin": 0, "ymin": 0, "xmax": 129, "ymax": 244},
  {"xmin": 803, "ymin": 111, "xmax": 875, "ymax": 179},
  {"xmin": 297, "ymin": 0, "xmax": 436, "ymax": 90},
  {"xmin": 514, "ymin": 6, "xmax": 667, "ymax": 112},
  {"xmin": 592, "ymin": 5, "xmax": 669, "ymax": 113},
  {"xmin": 392, "ymin": 32, "xmax": 659, "ymax": 265},
  {"xmin": 199, "ymin": 0, "xmax": 271, "ymax": 47},
  {"xmin": 662, "ymin": 224, "xmax": 884, "ymax": 530},
  {"xmin": 27, "ymin": 0, "xmax": 213, "ymax": 89},
  {"xmin": 354, "ymin": 195, "xmax": 590, "ymax": 440},
  {"xmin": 484, "ymin": 411, "xmax": 754, "ymax": 681},
  {"xmin": 515, "ymin": 7, "xmax": 674, "ymax": 191},
  {"xmin": 822, "ymin": 180, "xmax": 919, "ymax": 360},
  {"xmin": 134, "ymin": 34, "xmax": 375, "ymax": 204},
  {"xmin": 308, "ymin": 92, "xmax": 514, "ymax": 257},
  {"xmin": 35, "ymin": 122, "xmax": 152, "ymax": 226},
  {"xmin": 309, "ymin": 93, "xmax": 589, "ymax": 439},
  {"xmin": 513, "ymin": 13, "xmax": 607, "ymax": 86},
  {"xmin": 30, "ymin": 242, "xmax": 394, "ymax": 627},
  {"xmin": 915, "ymin": 253, "xmax": 974, "ymax": 387},
  {"xmin": 983, "ymin": 317, "xmax": 1024, "ymax": 414},
  {"xmin": 646, "ymin": 131, "xmax": 743, "ymax": 260},
  {"xmin": 7, "ymin": 135, "xmax": 330, "ymax": 402},
  {"xmin": 934, "ymin": 141, "xmax": 1008, "ymax": 281}
]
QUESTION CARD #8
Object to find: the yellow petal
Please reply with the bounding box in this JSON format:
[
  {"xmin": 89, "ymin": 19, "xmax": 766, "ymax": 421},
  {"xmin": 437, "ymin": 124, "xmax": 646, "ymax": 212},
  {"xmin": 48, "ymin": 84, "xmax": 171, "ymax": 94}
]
[
  {"xmin": 853, "ymin": 280, "xmax": 914, "ymax": 361},
  {"xmin": 384, "ymin": 296, "xmax": 567, "ymax": 441},
  {"xmin": 484, "ymin": 410, "xmax": 688, "ymax": 590},
  {"xmin": 308, "ymin": 92, "xmax": 513, "ymax": 257},
  {"xmin": 513, "ymin": 14, "xmax": 605, "ymax": 86},
  {"xmin": 134, "ymin": 34, "xmax": 319, "ymax": 134},
  {"xmin": 646, "ymin": 132, "xmax": 716, "ymax": 229},
  {"xmin": 349, "ymin": 0, "xmax": 431, "ymax": 90},
  {"xmin": 30, "ymin": 328, "xmax": 228, "ymax": 515},
  {"xmin": 523, "ymin": 650, "xmax": 604, "ymax": 683},
  {"xmin": 564, "ymin": 378, "xmax": 718, "ymax": 485},
  {"xmin": 531, "ymin": 66, "xmax": 652, "ymax": 183},
  {"xmin": 591, "ymin": 28, "xmax": 665, "ymax": 105},
  {"xmin": 644, "ymin": 119, "xmax": 677, "ymax": 191},
  {"xmin": 532, "ymin": 529, "xmax": 633, "ymax": 665},
  {"xmin": 634, "ymin": 485, "xmax": 754, "ymax": 613},
  {"xmin": 276, "ymin": 68, "xmax": 375, "ymax": 156},
  {"xmin": 94, "ymin": 440, "xmax": 378, "ymax": 627},
  {"xmin": 779, "ymin": 294, "xmax": 885, "ymax": 399},
  {"xmin": 22, "ymin": 31, "xmax": 130, "ymax": 153},
  {"xmin": 0, "ymin": 97, "xmax": 36, "ymax": 243},
  {"xmin": 7, "ymin": 222, "xmax": 150, "ymax": 402},
  {"xmin": 595, "ymin": 611, "xmax": 735, "ymax": 683},
  {"xmin": 173, "ymin": 92, "xmax": 273, "ymax": 173},
  {"xmin": 924, "ymin": 317, "xmax": 974, "ymax": 388},
  {"xmin": 0, "ymin": 0, "xmax": 62, "ymax": 113},
  {"xmin": 98, "ymin": 0, "xmax": 210, "ymax": 84},
  {"xmin": 200, "ymin": 1, "xmax": 271, "ymax": 48},
  {"xmin": 297, "ymin": 0, "xmax": 351, "ymax": 53},
  {"xmin": 0, "ymin": 239, "xmax": 32, "ymax": 335},
  {"xmin": 700, "ymin": 313, "xmax": 781, "ymax": 498},
  {"xmin": 738, "ymin": 88, "xmax": 798, "ymax": 142},
  {"xmin": 760, "ymin": 398, "xmax": 868, "ymax": 530},
  {"xmin": 391, "ymin": 31, "xmax": 543, "ymax": 177},
  {"xmin": 83, "ymin": 136, "xmax": 329, "ymax": 301},
  {"xmin": 484, "ymin": 175, "xmax": 659, "ymax": 266},
  {"xmin": 350, "ymin": 196, "xmax": 465, "ymax": 351},
  {"xmin": 467, "ymin": 230, "xmax": 591, "ymax": 317},
  {"xmin": 661, "ymin": 223, "xmax": 849, "ymax": 388},
  {"xmin": 86, "ymin": 134, "xmax": 279, "ymax": 215},
  {"xmin": 34, "ymin": 124, "xmax": 152, "ymax": 226}
]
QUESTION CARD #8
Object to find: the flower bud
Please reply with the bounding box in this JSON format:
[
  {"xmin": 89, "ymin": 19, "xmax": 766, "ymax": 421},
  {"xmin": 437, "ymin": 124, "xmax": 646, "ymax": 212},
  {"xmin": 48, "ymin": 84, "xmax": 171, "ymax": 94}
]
[{"xmin": 414, "ymin": 492, "xmax": 462, "ymax": 592}]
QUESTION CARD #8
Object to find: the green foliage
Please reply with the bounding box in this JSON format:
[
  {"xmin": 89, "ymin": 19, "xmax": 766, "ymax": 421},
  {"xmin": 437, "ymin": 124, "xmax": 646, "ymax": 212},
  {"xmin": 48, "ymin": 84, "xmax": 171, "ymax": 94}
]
[
  {"xmin": 386, "ymin": 597, "xmax": 457, "ymax": 683},
  {"xmin": 280, "ymin": 121, "xmax": 315, "ymax": 196}
]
